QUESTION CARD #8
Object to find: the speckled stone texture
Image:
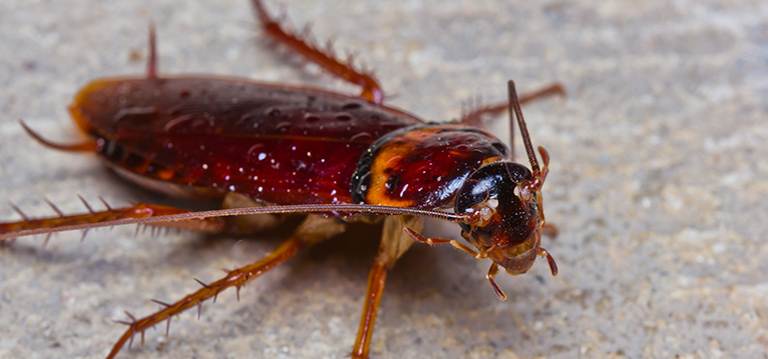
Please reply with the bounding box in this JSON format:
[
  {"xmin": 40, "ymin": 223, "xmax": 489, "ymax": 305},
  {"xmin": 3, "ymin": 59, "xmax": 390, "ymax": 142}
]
[{"xmin": 1, "ymin": 1, "xmax": 766, "ymax": 358}]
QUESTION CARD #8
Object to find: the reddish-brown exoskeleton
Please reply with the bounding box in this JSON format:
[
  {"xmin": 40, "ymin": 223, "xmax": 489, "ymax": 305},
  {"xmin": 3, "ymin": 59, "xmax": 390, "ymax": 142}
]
[{"xmin": 1, "ymin": 1, "xmax": 563, "ymax": 358}]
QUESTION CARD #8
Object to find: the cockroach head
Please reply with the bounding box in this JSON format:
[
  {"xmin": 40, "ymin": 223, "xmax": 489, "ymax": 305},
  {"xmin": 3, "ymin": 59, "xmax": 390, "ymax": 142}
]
[{"xmin": 454, "ymin": 161, "xmax": 542, "ymax": 275}]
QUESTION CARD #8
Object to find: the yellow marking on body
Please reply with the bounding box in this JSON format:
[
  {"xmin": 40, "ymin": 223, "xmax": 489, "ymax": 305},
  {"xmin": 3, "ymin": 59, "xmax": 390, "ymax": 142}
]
[{"xmin": 364, "ymin": 126, "xmax": 448, "ymax": 207}]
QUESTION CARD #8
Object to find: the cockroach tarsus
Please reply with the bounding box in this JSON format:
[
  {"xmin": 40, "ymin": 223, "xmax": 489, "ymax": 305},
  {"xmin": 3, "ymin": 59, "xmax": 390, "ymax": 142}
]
[{"xmin": 1, "ymin": 0, "xmax": 565, "ymax": 358}]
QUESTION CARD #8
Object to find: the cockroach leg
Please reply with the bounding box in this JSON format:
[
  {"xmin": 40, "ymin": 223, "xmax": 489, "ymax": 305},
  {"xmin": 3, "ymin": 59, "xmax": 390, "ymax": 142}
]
[
  {"xmin": 403, "ymin": 227, "xmax": 487, "ymax": 259},
  {"xmin": 0, "ymin": 202, "xmax": 222, "ymax": 238},
  {"xmin": 251, "ymin": 0, "xmax": 384, "ymax": 104},
  {"xmin": 538, "ymin": 247, "xmax": 559, "ymax": 276},
  {"xmin": 0, "ymin": 192, "xmax": 309, "ymax": 242},
  {"xmin": 351, "ymin": 251, "xmax": 388, "ymax": 359},
  {"xmin": 108, "ymin": 236, "xmax": 302, "ymax": 359},
  {"xmin": 460, "ymin": 82, "xmax": 565, "ymax": 126},
  {"xmin": 517, "ymin": 83, "xmax": 566, "ymax": 105},
  {"xmin": 486, "ymin": 262, "xmax": 507, "ymax": 301},
  {"xmin": 542, "ymin": 222, "xmax": 558, "ymax": 238},
  {"xmin": 352, "ymin": 216, "xmax": 419, "ymax": 359},
  {"xmin": 107, "ymin": 215, "xmax": 344, "ymax": 359},
  {"xmin": 460, "ymin": 82, "xmax": 565, "ymax": 158}
]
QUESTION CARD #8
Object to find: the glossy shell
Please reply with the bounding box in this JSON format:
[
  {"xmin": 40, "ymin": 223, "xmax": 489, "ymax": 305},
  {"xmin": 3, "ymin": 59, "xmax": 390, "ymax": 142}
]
[
  {"xmin": 351, "ymin": 124, "xmax": 508, "ymax": 209},
  {"xmin": 70, "ymin": 77, "xmax": 422, "ymax": 204},
  {"xmin": 454, "ymin": 162, "xmax": 541, "ymax": 273}
]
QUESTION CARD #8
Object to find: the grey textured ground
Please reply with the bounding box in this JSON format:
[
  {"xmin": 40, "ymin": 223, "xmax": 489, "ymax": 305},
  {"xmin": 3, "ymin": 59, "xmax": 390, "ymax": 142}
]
[{"xmin": 1, "ymin": 1, "xmax": 767, "ymax": 358}]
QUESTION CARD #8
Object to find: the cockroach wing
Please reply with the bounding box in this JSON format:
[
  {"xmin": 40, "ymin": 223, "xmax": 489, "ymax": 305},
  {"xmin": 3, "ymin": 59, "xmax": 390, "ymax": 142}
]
[{"xmin": 70, "ymin": 77, "xmax": 423, "ymax": 204}]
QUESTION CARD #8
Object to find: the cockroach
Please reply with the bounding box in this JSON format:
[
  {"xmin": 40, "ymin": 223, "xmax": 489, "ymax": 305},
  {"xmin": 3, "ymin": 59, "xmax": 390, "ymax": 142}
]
[{"xmin": 1, "ymin": 1, "xmax": 564, "ymax": 358}]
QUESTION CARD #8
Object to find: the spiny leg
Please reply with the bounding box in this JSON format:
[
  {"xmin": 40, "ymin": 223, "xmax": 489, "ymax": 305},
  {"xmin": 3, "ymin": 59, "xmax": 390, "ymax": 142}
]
[
  {"xmin": 251, "ymin": 0, "xmax": 384, "ymax": 104},
  {"xmin": 0, "ymin": 200, "xmax": 228, "ymax": 242},
  {"xmin": 108, "ymin": 237, "xmax": 300, "ymax": 359},
  {"xmin": 460, "ymin": 82, "xmax": 565, "ymax": 126},
  {"xmin": 107, "ymin": 215, "xmax": 344, "ymax": 359},
  {"xmin": 460, "ymin": 82, "xmax": 565, "ymax": 158},
  {"xmin": 351, "ymin": 216, "xmax": 421, "ymax": 359},
  {"xmin": 0, "ymin": 191, "xmax": 301, "ymax": 242}
]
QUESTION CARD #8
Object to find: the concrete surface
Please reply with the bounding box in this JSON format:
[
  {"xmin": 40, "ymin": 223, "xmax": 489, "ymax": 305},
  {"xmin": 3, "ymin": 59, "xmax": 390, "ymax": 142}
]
[{"xmin": 1, "ymin": 0, "xmax": 767, "ymax": 358}]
